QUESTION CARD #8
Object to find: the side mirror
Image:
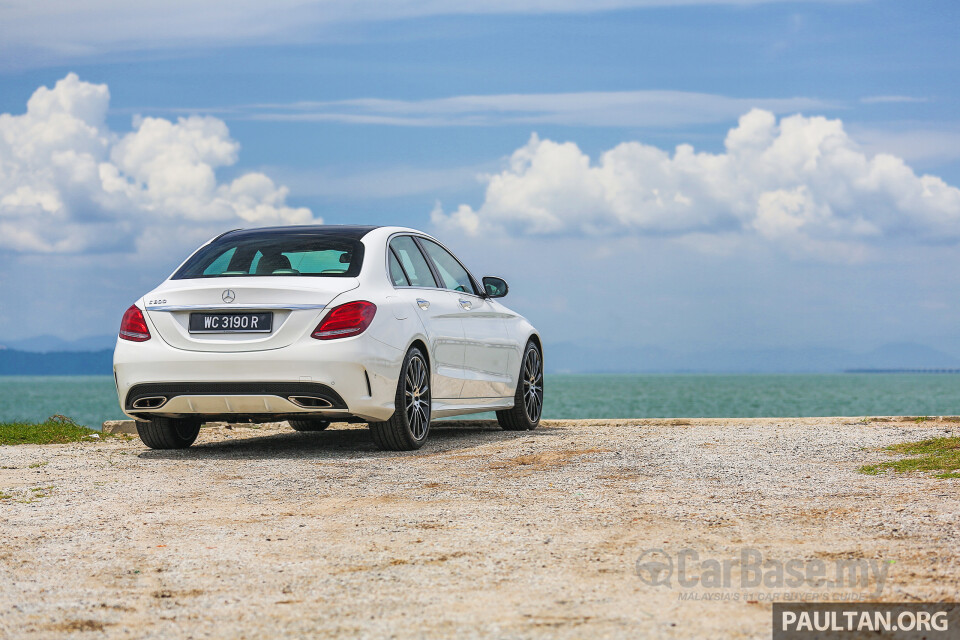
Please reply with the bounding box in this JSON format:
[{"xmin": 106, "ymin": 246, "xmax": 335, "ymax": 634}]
[{"xmin": 482, "ymin": 276, "xmax": 508, "ymax": 298}]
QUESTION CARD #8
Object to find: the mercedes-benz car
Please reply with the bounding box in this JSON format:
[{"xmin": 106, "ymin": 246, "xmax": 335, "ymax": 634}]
[{"xmin": 114, "ymin": 225, "xmax": 543, "ymax": 451}]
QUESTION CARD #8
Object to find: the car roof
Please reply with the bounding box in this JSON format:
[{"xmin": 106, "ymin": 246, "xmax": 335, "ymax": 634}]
[{"xmin": 219, "ymin": 225, "xmax": 383, "ymax": 241}]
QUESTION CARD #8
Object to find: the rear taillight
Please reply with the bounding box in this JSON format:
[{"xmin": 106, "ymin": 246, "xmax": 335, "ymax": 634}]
[
  {"xmin": 119, "ymin": 305, "xmax": 151, "ymax": 342},
  {"xmin": 311, "ymin": 301, "xmax": 377, "ymax": 340}
]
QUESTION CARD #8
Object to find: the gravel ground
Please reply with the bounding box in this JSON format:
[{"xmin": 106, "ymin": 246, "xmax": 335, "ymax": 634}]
[{"xmin": 1, "ymin": 417, "xmax": 958, "ymax": 639}]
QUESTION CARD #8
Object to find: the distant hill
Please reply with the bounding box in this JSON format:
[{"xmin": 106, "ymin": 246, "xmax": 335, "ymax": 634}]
[
  {"xmin": 0, "ymin": 349, "xmax": 113, "ymax": 376},
  {"xmin": 0, "ymin": 334, "xmax": 117, "ymax": 353},
  {"xmin": 2, "ymin": 337, "xmax": 959, "ymax": 376}
]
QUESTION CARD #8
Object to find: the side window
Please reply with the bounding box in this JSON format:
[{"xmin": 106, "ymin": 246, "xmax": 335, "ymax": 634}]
[
  {"xmin": 388, "ymin": 250, "xmax": 409, "ymax": 286},
  {"xmin": 389, "ymin": 236, "xmax": 437, "ymax": 288},
  {"xmin": 418, "ymin": 239, "xmax": 477, "ymax": 294}
]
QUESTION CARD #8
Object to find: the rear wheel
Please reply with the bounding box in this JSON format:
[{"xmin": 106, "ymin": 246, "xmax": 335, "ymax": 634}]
[
  {"xmin": 497, "ymin": 340, "xmax": 543, "ymax": 431},
  {"xmin": 369, "ymin": 346, "xmax": 431, "ymax": 451},
  {"xmin": 289, "ymin": 419, "xmax": 331, "ymax": 432},
  {"xmin": 137, "ymin": 417, "xmax": 201, "ymax": 449}
]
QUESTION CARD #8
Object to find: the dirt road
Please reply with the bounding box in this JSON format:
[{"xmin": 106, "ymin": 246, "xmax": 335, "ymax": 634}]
[{"xmin": 1, "ymin": 417, "xmax": 958, "ymax": 638}]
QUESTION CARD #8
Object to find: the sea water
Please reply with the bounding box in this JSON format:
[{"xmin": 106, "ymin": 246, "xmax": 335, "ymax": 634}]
[{"xmin": 1, "ymin": 373, "xmax": 958, "ymax": 428}]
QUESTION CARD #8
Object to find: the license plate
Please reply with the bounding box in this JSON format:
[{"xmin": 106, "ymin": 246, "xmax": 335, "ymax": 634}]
[{"xmin": 189, "ymin": 312, "xmax": 273, "ymax": 333}]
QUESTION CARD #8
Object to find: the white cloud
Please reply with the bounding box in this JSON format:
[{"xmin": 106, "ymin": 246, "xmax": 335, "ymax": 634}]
[
  {"xmin": 850, "ymin": 126, "xmax": 960, "ymax": 166},
  {"xmin": 0, "ymin": 74, "xmax": 314, "ymax": 254},
  {"xmin": 268, "ymin": 163, "xmax": 492, "ymax": 199},
  {"xmin": 245, "ymin": 91, "xmax": 831, "ymax": 128},
  {"xmin": 860, "ymin": 95, "xmax": 928, "ymax": 104},
  {"xmin": 432, "ymin": 109, "xmax": 960, "ymax": 256},
  {"xmin": 0, "ymin": 0, "xmax": 856, "ymax": 66}
]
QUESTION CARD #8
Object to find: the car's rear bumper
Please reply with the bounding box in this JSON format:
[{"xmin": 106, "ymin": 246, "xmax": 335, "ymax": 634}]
[{"xmin": 113, "ymin": 333, "xmax": 404, "ymax": 422}]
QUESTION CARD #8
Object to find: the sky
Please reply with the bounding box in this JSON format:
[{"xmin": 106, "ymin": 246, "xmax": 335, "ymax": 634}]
[{"xmin": 1, "ymin": 0, "xmax": 959, "ymax": 361}]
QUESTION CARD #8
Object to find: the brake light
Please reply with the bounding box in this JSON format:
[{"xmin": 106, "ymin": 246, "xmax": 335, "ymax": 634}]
[
  {"xmin": 119, "ymin": 305, "xmax": 151, "ymax": 342},
  {"xmin": 312, "ymin": 301, "xmax": 377, "ymax": 340}
]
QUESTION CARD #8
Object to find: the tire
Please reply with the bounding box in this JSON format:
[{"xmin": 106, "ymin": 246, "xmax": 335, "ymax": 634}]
[
  {"xmin": 289, "ymin": 419, "xmax": 331, "ymax": 432},
  {"xmin": 497, "ymin": 340, "xmax": 543, "ymax": 431},
  {"xmin": 369, "ymin": 346, "xmax": 431, "ymax": 451},
  {"xmin": 136, "ymin": 416, "xmax": 201, "ymax": 449}
]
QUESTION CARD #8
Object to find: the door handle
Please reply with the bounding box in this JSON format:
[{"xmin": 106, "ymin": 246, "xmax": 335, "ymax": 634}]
[
  {"xmin": 416, "ymin": 298, "xmax": 430, "ymax": 310},
  {"xmin": 458, "ymin": 299, "xmax": 472, "ymax": 310}
]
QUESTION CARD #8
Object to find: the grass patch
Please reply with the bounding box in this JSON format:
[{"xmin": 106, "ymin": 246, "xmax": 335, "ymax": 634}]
[
  {"xmin": 0, "ymin": 415, "xmax": 104, "ymax": 446},
  {"xmin": 859, "ymin": 436, "xmax": 960, "ymax": 479}
]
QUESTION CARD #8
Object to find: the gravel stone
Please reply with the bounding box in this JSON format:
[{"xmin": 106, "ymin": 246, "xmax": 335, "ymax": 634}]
[{"xmin": 0, "ymin": 417, "xmax": 958, "ymax": 638}]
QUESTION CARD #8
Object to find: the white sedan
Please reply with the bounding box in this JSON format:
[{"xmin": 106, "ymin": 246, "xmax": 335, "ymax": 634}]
[{"xmin": 114, "ymin": 225, "xmax": 543, "ymax": 451}]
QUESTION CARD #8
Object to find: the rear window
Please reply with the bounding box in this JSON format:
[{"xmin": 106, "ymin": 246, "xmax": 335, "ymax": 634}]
[{"xmin": 173, "ymin": 233, "xmax": 364, "ymax": 279}]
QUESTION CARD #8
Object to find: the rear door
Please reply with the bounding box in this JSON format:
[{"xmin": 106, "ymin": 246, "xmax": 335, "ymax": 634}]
[
  {"xmin": 415, "ymin": 237, "xmax": 514, "ymax": 398},
  {"xmin": 388, "ymin": 236, "xmax": 466, "ymax": 399}
]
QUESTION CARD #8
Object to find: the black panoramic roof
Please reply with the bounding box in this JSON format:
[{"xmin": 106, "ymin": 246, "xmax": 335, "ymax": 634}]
[{"xmin": 218, "ymin": 225, "xmax": 381, "ymax": 241}]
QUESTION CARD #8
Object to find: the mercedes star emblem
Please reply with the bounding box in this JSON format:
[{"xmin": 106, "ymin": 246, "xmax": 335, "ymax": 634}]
[{"xmin": 222, "ymin": 289, "xmax": 236, "ymax": 303}]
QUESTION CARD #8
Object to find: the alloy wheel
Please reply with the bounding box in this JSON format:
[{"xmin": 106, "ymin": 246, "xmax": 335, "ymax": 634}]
[
  {"xmin": 522, "ymin": 347, "xmax": 543, "ymax": 423},
  {"xmin": 404, "ymin": 354, "xmax": 430, "ymax": 439}
]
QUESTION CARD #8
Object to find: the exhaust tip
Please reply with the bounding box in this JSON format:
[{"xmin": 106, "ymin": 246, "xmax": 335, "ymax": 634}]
[
  {"xmin": 288, "ymin": 396, "xmax": 334, "ymax": 409},
  {"xmin": 131, "ymin": 396, "xmax": 167, "ymax": 409}
]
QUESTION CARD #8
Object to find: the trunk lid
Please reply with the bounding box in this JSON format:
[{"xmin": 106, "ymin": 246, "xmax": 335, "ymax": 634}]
[{"xmin": 142, "ymin": 277, "xmax": 358, "ymax": 352}]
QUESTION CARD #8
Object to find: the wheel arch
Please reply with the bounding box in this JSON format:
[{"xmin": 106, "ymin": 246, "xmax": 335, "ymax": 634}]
[
  {"xmin": 526, "ymin": 332, "xmax": 543, "ymax": 357},
  {"xmin": 514, "ymin": 332, "xmax": 543, "ymax": 396},
  {"xmin": 407, "ymin": 336, "xmax": 431, "ymax": 372}
]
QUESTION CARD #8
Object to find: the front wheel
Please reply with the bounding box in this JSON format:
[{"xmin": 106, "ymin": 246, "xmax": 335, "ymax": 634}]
[
  {"xmin": 497, "ymin": 340, "xmax": 543, "ymax": 431},
  {"xmin": 369, "ymin": 347, "xmax": 431, "ymax": 451},
  {"xmin": 137, "ymin": 417, "xmax": 201, "ymax": 449}
]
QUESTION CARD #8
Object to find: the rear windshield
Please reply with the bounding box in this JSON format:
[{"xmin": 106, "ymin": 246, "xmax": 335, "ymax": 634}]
[{"xmin": 172, "ymin": 233, "xmax": 364, "ymax": 279}]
